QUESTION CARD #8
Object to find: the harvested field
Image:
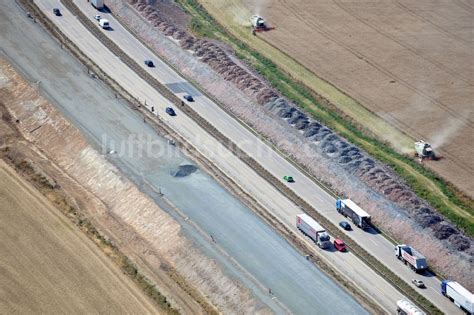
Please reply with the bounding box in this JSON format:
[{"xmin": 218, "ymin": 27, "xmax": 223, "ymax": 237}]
[
  {"xmin": 101, "ymin": 0, "xmax": 472, "ymax": 289},
  {"xmin": 0, "ymin": 56, "xmax": 267, "ymax": 314},
  {"xmin": 0, "ymin": 161, "xmax": 157, "ymax": 314},
  {"xmin": 203, "ymin": 0, "xmax": 474, "ymax": 197}
]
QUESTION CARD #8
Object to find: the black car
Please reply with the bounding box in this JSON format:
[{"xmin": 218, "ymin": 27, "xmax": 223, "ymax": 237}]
[
  {"xmin": 339, "ymin": 221, "xmax": 352, "ymax": 231},
  {"xmin": 166, "ymin": 107, "xmax": 176, "ymax": 116},
  {"xmin": 183, "ymin": 95, "xmax": 194, "ymax": 102},
  {"xmin": 53, "ymin": 8, "xmax": 61, "ymax": 16},
  {"xmin": 144, "ymin": 60, "xmax": 154, "ymax": 67}
]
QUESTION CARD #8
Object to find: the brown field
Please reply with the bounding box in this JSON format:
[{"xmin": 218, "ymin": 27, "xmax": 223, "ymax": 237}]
[
  {"xmin": 258, "ymin": 0, "xmax": 474, "ymax": 196},
  {"xmin": 201, "ymin": 0, "xmax": 474, "ymax": 197},
  {"xmin": 0, "ymin": 160, "xmax": 158, "ymax": 314}
]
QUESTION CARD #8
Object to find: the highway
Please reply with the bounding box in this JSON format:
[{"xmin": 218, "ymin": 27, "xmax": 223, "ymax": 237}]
[
  {"xmin": 34, "ymin": 0, "xmax": 462, "ymax": 313},
  {"xmin": 0, "ymin": 1, "xmax": 372, "ymax": 313}
]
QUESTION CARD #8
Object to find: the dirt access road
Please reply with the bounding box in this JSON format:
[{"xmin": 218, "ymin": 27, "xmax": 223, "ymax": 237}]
[
  {"xmin": 203, "ymin": 0, "xmax": 474, "ymax": 197},
  {"xmin": 0, "ymin": 161, "xmax": 157, "ymax": 314}
]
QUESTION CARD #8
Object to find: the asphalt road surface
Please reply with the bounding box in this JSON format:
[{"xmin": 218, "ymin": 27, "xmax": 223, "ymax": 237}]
[
  {"xmin": 31, "ymin": 0, "xmax": 464, "ymax": 313},
  {"xmin": 0, "ymin": 1, "xmax": 371, "ymax": 314}
]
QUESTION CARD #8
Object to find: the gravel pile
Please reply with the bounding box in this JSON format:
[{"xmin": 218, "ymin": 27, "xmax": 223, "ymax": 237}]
[
  {"xmin": 126, "ymin": 0, "xmax": 471, "ymax": 253},
  {"xmin": 262, "ymin": 96, "xmax": 472, "ymax": 251},
  {"xmin": 123, "ymin": 0, "xmax": 474, "ymax": 255},
  {"xmin": 129, "ymin": 0, "xmax": 278, "ymax": 103},
  {"xmin": 171, "ymin": 164, "xmax": 198, "ymax": 177}
]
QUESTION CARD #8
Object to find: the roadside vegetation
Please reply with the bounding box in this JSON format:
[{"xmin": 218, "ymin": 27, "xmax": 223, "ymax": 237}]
[{"xmin": 176, "ymin": 0, "xmax": 473, "ymax": 237}]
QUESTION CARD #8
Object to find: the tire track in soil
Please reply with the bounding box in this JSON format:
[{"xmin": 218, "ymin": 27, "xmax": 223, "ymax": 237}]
[
  {"xmin": 280, "ymin": 0, "xmax": 474, "ymax": 173},
  {"xmin": 394, "ymin": 0, "xmax": 471, "ymax": 45},
  {"xmin": 278, "ymin": 0, "xmax": 473, "ymax": 129},
  {"xmin": 53, "ymin": 0, "xmax": 439, "ymax": 313},
  {"xmin": 329, "ymin": 0, "xmax": 474, "ymax": 174},
  {"xmin": 333, "ymin": 0, "xmax": 473, "ymax": 85},
  {"xmin": 453, "ymin": 0, "xmax": 474, "ymax": 14}
]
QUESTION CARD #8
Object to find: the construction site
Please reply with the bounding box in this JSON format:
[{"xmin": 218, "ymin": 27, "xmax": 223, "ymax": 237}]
[{"xmin": 1, "ymin": 0, "xmax": 472, "ymax": 314}]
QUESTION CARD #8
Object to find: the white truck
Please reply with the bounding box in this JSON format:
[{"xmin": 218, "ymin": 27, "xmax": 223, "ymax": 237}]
[
  {"xmin": 99, "ymin": 19, "xmax": 110, "ymax": 29},
  {"xmin": 336, "ymin": 199, "xmax": 371, "ymax": 229},
  {"xmin": 396, "ymin": 299, "xmax": 425, "ymax": 315},
  {"xmin": 91, "ymin": 0, "xmax": 104, "ymax": 10},
  {"xmin": 296, "ymin": 214, "xmax": 331, "ymax": 249},
  {"xmin": 441, "ymin": 280, "xmax": 474, "ymax": 314},
  {"xmin": 395, "ymin": 244, "xmax": 427, "ymax": 273}
]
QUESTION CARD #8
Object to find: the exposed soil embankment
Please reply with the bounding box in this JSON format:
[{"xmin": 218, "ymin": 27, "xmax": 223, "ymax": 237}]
[
  {"xmin": 108, "ymin": 0, "xmax": 472, "ymax": 289},
  {"xmin": 0, "ymin": 58, "xmax": 268, "ymax": 314},
  {"xmin": 0, "ymin": 159, "xmax": 161, "ymax": 314}
]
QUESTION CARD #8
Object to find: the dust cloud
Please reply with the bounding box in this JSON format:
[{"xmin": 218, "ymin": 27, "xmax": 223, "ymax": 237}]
[
  {"xmin": 429, "ymin": 110, "xmax": 471, "ymax": 151},
  {"xmin": 233, "ymin": 0, "xmax": 269, "ymax": 26}
]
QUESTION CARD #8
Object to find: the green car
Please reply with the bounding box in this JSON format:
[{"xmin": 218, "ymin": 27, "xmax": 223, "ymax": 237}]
[{"xmin": 283, "ymin": 175, "xmax": 294, "ymax": 183}]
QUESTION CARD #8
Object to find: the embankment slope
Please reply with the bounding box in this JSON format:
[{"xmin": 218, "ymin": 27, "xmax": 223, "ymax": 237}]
[{"xmin": 0, "ymin": 160, "xmax": 157, "ymax": 314}]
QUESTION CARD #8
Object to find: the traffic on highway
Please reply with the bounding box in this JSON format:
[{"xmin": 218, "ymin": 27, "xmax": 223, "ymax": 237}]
[{"xmin": 32, "ymin": 0, "xmax": 473, "ymax": 314}]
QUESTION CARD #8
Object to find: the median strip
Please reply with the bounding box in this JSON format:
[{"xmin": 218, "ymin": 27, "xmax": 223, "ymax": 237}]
[{"xmin": 34, "ymin": 0, "xmax": 442, "ymax": 313}]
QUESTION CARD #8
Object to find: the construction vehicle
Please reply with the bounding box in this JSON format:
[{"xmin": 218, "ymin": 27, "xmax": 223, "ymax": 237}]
[
  {"xmin": 441, "ymin": 280, "xmax": 474, "ymax": 314},
  {"xmin": 336, "ymin": 199, "xmax": 371, "ymax": 229},
  {"xmin": 396, "ymin": 299, "xmax": 426, "ymax": 315},
  {"xmin": 395, "ymin": 244, "xmax": 427, "ymax": 273},
  {"xmin": 414, "ymin": 140, "xmax": 435, "ymax": 160},
  {"xmin": 296, "ymin": 214, "xmax": 331, "ymax": 249},
  {"xmin": 250, "ymin": 15, "xmax": 275, "ymax": 33}
]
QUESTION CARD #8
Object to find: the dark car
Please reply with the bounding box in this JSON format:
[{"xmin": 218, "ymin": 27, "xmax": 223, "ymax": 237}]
[
  {"xmin": 144, "ymin": 60, "xmax": 154, "ymax": 67},
  {"xmin": 339, "ymin": 221, "xmax": 352, "ymax": 231},
  {"xmin": 183, "ymin": 95, "xmax": 194, "ymax": 102},
  {"xmin": 166, "ymin": 107, "xmax": 176, "ymax": 116},
  {"xmin": 53, "ymin": 8, "xmax": 61, "ymax": 16}
]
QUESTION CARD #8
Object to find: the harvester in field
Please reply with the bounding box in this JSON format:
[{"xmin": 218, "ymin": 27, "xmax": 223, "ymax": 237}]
[
  {"xmin": 250, "ymin": 15, "xmax": 275, "ymax": 34},
  {"xmin": 414, "ymin": 140, "xmax": 436, "ymax": 160}
]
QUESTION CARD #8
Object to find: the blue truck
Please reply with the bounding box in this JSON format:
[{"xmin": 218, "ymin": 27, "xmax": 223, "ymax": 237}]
[
  {"xmin": 441, "ymin": 280, "xmax": 474, "ymax": 314},
  {"xmin": 336, "ymin": 199, "xmax": 371, "ymax": 229}
]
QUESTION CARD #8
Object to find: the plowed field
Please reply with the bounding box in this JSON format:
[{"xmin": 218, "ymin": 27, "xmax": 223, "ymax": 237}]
[{"xmin": 201, "ymin": 0, "xmax": 474, "ymax": 197}]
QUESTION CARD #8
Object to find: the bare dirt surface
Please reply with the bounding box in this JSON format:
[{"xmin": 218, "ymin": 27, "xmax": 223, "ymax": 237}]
[
  {"xmin": 252, "ymin": 0, "xmax": 474, "ymax": 196},
  {"xmin": 0, "ymin": 56, "xmax": 267, "ymax": 313},
  {"xmin": 143, "ymin": 0, "xmax": 190, "ymax": 29},
  {"xmin": 105, "ymin": 0, "xmax": 472, "ymax": 289},
  {"xmin": 0, "ymin": 160, "xmax": 159, "ymax": 314},
  {"xmin": 2, "ymin": 1, "xmax": 377, "ymax": 311}
]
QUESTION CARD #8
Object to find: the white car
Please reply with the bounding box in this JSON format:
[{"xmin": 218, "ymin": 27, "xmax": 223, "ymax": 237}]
[
  {"xmin": 99, "ymin": 19, "xmax": 110, "ymax": 29},
  {"xmin": 94, "ymin": 15, "xmax": 101, "ymax": 20},
  {"xmin": 412, "ymin": 279, "xmax": 425, "ymax": 288}
]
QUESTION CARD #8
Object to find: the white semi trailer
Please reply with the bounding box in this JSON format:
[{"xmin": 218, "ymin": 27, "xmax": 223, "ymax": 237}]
[
  {"xmin": 441, "ymin": 280, "xmax": 474, "ymax": 314},
  {"xmin": 396, "ymin": 299, "xmax": 425, "ymax": 315},
  {"xmin": 91, "ymin": 0, "xmax": 104, "ymax": 10},
  {"xmin": 296, "ymin": 214, "xmax": 331, "ymax": 249}
]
